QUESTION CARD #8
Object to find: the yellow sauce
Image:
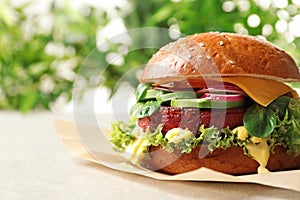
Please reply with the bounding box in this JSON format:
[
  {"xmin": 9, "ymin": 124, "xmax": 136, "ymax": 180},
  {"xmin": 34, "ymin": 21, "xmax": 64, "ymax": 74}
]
[
  {"xmin": 124, "ymin": 125, "xmax": 271, "ymax": 173},
  {"xmin": 233, "ymin": 126, "xmax": 249, "ymax": 140},
  {"xmin": 165, "ymin": 128, "xmax": 193, "ymax": 144},
  {"xmin": 233, "ymin": 126, "xmax": 270, "ymax": 173},
  {"xmin": 123, "ymin": 138, "xmax": 148, "ymax": 165},
  {"xmin": 123, "ymin": 127, "xmax": 193, "ymax": 165},
  {"xmin": 245, "ymin": 139, "xmax": 270, "ymax": 174},
  {"xmin": 250, "ymin": 136, "xmax": 262, "ymax": 144}
]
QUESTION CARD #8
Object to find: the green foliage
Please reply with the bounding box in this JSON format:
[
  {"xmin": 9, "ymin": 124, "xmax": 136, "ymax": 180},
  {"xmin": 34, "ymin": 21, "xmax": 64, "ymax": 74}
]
[
  {"xmin": 1, "ymin": 0, "xmax": 300, "ymax": 112},
  {"xmin": 0, "ymin": 1, "xmax": 104, "ymax": 112},
  {"xmin": 129, "ymin": 0, "xmax": 299, "ymax": 61}
]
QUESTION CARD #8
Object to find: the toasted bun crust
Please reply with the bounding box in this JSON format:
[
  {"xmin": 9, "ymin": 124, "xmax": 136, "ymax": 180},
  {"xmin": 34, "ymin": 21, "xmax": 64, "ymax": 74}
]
[
  {"xmin": 141, "ymin": 145, "xmax": 300, "ymax": 175},
  {"xmin": 139, "ymin": 32, "xmax": 300, "ymax": 83}
]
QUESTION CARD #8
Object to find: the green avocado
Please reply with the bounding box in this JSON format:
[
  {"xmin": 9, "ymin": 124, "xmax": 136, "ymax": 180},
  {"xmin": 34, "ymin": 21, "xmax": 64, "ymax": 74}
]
[
  {"xmin": 156, "ymin": 91, "xmax": 196, "ymax": 104},
  {"xmin": 139, "ymin": 89, "xmax": 166, "ymax": 101},
  {"xmin": 170, "ymin": 98, "xmax": 245, "ymax": 109}
]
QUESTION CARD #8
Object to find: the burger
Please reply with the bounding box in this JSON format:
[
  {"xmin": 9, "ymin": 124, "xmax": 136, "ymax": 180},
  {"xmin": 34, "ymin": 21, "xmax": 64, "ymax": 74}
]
[{"xmin": 109, "ymin": 32, "xmax": 300, "ymax": 175}]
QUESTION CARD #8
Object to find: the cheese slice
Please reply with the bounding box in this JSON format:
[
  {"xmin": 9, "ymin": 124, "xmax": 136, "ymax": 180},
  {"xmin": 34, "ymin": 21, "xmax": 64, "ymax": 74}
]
[{"xmin": 222, "ymin": 77, "xmax": 298, "ymax": 106}]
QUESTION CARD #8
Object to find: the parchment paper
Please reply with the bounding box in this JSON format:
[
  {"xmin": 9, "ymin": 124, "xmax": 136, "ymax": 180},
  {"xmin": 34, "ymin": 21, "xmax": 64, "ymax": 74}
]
[{"xmin": 54, "ymin": 119, "xmax": 300, "ymax": 192}]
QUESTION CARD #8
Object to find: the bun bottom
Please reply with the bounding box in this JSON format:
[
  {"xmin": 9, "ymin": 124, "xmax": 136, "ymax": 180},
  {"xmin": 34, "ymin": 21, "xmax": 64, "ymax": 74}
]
[{"xmin": 141, "ymin": 145, "xmax": 300, "ymax": 175}]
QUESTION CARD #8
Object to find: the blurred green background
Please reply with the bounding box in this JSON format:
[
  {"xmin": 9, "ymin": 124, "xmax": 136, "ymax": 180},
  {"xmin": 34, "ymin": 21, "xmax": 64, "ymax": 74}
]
[{"xmin": 1, "ymin": 0, "xmax": 300, "ymax": 112}]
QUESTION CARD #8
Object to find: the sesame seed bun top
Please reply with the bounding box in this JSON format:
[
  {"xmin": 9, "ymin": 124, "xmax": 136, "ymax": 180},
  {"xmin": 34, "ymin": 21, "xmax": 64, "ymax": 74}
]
[{"xmin": 139, "ymin": 32, "xmax": 300, "ymax": 83}]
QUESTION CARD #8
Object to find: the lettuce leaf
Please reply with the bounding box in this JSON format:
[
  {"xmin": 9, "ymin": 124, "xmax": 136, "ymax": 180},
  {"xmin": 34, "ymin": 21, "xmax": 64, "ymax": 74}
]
[
  {"xmin": 286, "ymin": 98, "xmax": 300, "ymax": 154},
  {"xmin": 288, "ymin": 98, "xmax": 300, "ymax": 119},
  {"xmin": 110, "ymin": 121, "xmax": 247, "ymax": 154},
  {"xmin": 268, "ymin": 98, "xmax": 300, "ymax": 155},
  {"xmin": 109, "ymin": 120, "xmax": 137, "ymax": 152}
]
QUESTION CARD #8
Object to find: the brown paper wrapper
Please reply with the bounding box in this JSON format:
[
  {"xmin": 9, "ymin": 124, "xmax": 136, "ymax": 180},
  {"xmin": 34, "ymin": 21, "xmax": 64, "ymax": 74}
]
[{"xmin": 54, "ymin": 119, "xmax": 300, "ymax": 192}]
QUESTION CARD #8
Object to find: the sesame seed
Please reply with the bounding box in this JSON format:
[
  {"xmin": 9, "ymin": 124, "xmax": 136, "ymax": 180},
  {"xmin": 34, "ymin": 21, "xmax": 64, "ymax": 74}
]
[
  {"xmin": 219, "ymin": 41, "xmax": 224, "ymax": 46},
  {"xmin": 228, "ymin": 60, "xmax": 234, "ymax": 64},
  {"xmin": 198, "ymin": 55, "xmax": 203, "ymax": 59},
  {"xmin": 189, "ymin": 47, "xmax": 194, "ymax": 51},
  {"xmin": 206, "ymin": 55, "xmax": 211, "ymax": 60},
  {"xmin": 187, "ymin": 55, "xmax": 192, "ymax": 59},
  {"xmin": 199, "ymin": 42, "xmax": 206, "ymax": 47}
]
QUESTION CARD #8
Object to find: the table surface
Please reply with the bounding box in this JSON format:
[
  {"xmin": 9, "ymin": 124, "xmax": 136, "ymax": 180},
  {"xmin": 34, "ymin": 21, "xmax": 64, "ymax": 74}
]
[{"xmin": 1, "ymin": 111, "xmax": 300, "ymax": 200}]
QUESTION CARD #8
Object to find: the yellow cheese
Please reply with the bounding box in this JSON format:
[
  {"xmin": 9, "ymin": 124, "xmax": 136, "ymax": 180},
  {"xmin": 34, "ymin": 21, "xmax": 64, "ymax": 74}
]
[
  {"xmin": 221, "ymin": 77, "xmax": 297, "ymax": 106},
  {"xmin": 245, "ymin": 139, "xmax": 270, "ymax": 174}
]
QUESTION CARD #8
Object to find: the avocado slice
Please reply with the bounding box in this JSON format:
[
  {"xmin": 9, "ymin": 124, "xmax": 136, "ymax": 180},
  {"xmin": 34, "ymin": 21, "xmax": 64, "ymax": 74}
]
[
  {"xmin": 171, "ymin": 98, "xmax": 245, "ymax": 109},
  {"xmin": 156, "ymin": 91, "xmax": 196, "ymax": 104},
  {"xmin": 139, "ymin": 89, "xmax": 166, "ymax": 101}
]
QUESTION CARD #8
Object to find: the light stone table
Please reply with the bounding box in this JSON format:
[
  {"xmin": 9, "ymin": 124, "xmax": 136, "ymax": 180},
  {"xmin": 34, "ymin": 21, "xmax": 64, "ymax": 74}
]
[{"xmin": 0, "ymin": 111, "xmax": 299, "ymax": 200}]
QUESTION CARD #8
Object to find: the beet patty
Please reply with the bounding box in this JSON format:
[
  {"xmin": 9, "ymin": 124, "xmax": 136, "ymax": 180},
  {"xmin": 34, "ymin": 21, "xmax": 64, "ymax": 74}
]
[{"xmin": 138, "ymin": 106, "xmax": 245, "ymax": 135}]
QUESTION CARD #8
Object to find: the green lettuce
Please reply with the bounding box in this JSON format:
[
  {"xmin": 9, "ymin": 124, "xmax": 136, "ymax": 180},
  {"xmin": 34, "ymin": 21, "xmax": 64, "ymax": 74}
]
[
  {"xmin": 282, "ymin": 98, "xmax": 300, "ymax": 154},
  {"xmin": 109, "ymin": 120, "xmax": 137, "ymax": 152},
  {"xmin": 110, "ymin": 121, "xmax": 248, "ymax": 154},
  {"xmin": 267, "ymin": 98, "xmax": 300, "ymax": 155}
]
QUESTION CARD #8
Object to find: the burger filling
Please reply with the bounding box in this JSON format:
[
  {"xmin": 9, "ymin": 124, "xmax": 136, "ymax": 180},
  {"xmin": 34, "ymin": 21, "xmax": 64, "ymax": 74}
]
[
  {"xmin": 110, "ymin": 80, "xmax": 300, "ymax": 173},
  {"xmin": 138, "ymin": 107, "xmax": 245, "ymax": 135}
]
